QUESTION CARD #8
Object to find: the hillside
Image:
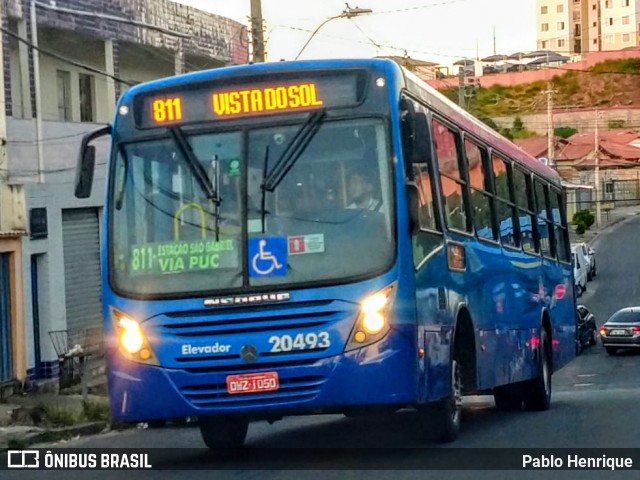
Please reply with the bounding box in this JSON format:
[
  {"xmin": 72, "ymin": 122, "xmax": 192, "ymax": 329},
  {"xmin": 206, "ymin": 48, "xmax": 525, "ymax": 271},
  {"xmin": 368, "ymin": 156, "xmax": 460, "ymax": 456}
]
[{"xmin": 439, "ymin": 59, "xmax": 640, "ymax": 119}]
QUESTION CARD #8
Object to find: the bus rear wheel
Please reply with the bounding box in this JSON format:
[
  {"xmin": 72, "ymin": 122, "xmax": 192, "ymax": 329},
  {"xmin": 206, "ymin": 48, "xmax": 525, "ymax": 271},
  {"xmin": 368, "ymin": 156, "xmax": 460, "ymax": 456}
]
[
  {"xmin": 199, "ymin": 416, "xmax": 248, "ymax": 449},
  {"xmin": 523, "ymin": 330, "xmax": 551, "ymax": 411}
]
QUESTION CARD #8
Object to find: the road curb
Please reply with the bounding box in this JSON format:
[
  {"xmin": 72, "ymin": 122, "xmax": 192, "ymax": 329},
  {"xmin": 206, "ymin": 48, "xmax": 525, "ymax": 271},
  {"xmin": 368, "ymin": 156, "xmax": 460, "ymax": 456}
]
[
  {"xmin": 587, "ymin": 214, "xmax": 635, "ymax": 246},
  {"xmin": 0, "ymin": 421, "xmax": 108, "ymax": 452}
]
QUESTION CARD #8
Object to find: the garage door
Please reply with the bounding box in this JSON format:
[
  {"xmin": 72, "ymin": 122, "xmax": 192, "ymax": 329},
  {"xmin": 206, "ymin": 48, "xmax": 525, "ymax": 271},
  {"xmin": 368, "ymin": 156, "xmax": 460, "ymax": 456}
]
[{"xmin": 62, "ymin": 208, "xmax": 103, "ymax": 333}]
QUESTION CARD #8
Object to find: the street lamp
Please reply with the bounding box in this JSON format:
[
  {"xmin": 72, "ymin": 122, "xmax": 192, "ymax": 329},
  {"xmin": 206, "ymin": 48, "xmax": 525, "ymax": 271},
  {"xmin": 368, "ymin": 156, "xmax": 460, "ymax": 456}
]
[{"xmin": 295, "ymin": 3, "xmax": 373, "ymax": 60}]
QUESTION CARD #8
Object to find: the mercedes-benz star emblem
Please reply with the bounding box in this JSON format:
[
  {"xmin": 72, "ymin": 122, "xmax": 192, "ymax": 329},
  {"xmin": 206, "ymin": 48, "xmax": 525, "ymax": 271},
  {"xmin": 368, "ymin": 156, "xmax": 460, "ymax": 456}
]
[{"xmin": 240, "ymin": 344, "xmax": 258, "ymax": 363}]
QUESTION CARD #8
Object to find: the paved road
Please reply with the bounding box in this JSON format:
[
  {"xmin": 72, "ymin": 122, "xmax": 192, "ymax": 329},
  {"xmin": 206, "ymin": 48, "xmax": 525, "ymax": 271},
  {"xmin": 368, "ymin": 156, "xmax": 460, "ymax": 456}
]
[{"xmin": 3, "ymin": 215, "xmax": 640, "ymax": 479}]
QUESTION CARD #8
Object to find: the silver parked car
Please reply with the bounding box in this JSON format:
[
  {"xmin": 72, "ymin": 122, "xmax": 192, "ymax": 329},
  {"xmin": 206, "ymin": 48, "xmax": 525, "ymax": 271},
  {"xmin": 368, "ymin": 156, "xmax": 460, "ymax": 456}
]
[{"xmin": 600, "ymin": 307, "xmax": 640, "ymax": 355}]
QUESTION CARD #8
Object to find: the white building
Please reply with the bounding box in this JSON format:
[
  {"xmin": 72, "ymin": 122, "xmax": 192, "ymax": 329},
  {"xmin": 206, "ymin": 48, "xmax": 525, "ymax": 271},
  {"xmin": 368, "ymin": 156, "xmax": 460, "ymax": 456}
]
[{"xmin": 537, "ymin": 0, "xmax": 640, "ymax": 54}]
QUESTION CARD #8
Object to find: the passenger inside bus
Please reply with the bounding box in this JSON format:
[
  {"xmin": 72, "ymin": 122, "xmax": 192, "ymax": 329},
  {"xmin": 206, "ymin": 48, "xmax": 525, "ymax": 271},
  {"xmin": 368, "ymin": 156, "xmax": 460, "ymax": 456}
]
[{"xmin": 347, "ymin": 171, "xmax": 382, "ymax": 211}]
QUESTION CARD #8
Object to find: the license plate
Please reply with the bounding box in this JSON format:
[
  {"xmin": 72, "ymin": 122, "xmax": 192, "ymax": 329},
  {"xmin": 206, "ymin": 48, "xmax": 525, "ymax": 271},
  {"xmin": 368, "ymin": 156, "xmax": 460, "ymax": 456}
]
[
  {"xmin": 226, "ymin": 372, "xmax": 279, "ymax": 395},
  {"xmin": 611, "ymin": 329, "xmax": 628, "ymax": 336}
]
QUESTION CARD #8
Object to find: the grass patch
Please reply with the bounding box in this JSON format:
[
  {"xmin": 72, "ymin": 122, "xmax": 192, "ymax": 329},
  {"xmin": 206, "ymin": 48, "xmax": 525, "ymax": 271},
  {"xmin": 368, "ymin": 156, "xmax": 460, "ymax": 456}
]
[
  {"xmin": 39, "ymin": 404, "xmax": 82, "ymax": 427},
  {"xmin": 82, "ymin": 400, "xmax": 111, "ymax": 422},
  {"xmin": 7, "ymin": 437, "xmax": 28, "ymax": 449}
]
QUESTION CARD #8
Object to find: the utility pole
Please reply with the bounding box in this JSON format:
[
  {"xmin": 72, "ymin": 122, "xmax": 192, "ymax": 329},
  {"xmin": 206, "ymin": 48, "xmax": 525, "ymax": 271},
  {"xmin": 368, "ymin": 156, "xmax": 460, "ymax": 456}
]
[
  {"xmin": 458, "ymin": 68, "xmax": 465, "ymax": 108},
  {"xmin": 594, "ymin": 108, "xmax": 601, "ymax": 228},
  {"xmin": 250, "ymin": 0, "xmax": 265, "ymax": 62},
  {"xmin": 493, "ymin": 25, "xmax": 496, "ymax": 56},
  {"xmin": 31, "ymin": 0, "xmax": 45, "ymax": 183},
  {"xmin": 545, "ymin": 86, "xmax": 555, "ymax": 167}
]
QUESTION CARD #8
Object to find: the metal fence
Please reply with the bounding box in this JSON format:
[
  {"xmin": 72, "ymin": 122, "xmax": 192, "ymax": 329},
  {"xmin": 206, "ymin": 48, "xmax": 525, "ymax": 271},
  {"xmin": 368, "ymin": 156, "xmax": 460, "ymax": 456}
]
[{"xmin": 568, "ymin": 179, "xmax": 640, "ymax": 214}]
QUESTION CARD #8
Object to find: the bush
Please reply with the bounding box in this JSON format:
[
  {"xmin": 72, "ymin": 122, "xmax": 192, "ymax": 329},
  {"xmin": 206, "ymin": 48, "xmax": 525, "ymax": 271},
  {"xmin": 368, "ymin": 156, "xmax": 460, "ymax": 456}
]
[
  {"xmin": 572, "ymin": 210, "xmax": 595, "ymax": 230},
  {"xmin": 555, "ymin": 126, "xmax": 578, "ymax": 139},
  {"xmin": 575, "ymin": 222, "xmax": 586, "ymax": 235}
]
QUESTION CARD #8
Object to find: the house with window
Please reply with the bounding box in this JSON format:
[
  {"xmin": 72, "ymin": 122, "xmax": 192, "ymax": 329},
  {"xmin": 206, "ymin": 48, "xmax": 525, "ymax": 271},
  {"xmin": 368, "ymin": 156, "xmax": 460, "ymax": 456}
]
[{"xmin": 0, "ymin": 0, "xmax": 248, "ymax": 389}]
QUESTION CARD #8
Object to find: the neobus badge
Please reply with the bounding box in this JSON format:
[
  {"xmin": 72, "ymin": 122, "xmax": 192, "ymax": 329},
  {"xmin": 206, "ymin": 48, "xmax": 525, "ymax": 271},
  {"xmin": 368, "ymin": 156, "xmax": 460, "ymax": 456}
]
[{"xmin": 203, "ymin": 292, "xmax": 291, "ymax": 307}]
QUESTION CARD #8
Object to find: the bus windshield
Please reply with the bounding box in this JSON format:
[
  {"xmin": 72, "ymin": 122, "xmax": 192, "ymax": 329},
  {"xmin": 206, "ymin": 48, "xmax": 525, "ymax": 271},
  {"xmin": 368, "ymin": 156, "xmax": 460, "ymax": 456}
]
[{"xmin": 110, "ymin": 117, "xmax": 394, "ymax": 297}]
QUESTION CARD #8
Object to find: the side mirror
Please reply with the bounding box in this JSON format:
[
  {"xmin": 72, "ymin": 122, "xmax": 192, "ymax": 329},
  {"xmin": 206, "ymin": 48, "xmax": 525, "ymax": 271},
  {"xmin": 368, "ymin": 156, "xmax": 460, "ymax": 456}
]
[
  {"xmin": 75, "ymin": 145, "xmax": 95, "ymax": 199},
  {"xmin": 405, "ymin": 182, "xmax": 421, "ymax": 235},
  {"xmin": 400, "ymin": 98, "xmax": 416, "ymax": 178},
  {"xmin": 74, "ymin": 125, "xmax": 112, "ymax": 199}
]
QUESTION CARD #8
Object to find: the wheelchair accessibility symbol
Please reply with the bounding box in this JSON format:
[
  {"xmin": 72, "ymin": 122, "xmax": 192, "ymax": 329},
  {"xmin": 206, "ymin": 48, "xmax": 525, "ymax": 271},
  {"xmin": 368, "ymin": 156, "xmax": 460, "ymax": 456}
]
[{"xmin": 249, "ymin": 237, "xmax": 287, "ymax": 277}]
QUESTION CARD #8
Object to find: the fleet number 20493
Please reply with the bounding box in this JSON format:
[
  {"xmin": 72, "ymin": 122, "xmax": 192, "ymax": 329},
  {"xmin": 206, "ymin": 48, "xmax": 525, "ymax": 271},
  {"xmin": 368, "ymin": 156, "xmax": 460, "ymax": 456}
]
[{"xmin": 268, "ymin": 332, "xmax": 330, "ymax": 352}]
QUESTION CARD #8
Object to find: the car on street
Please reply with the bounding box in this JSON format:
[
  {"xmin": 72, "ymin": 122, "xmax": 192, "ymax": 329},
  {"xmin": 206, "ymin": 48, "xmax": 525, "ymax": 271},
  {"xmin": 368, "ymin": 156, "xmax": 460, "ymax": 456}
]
[
  {"xmin": 577, "ymin": 304, "xmax": 598, "ymax": 351},
  {"xmin": 574, "ymin": 242, "xmax": 596, "ymax": 280},
  {"xmin": 600, "ymin": 307, "xmax": 640, "ymax": 355},
  {"xmin": 571, "ymin": 246, "xmax": 588, "ymax": 296}
]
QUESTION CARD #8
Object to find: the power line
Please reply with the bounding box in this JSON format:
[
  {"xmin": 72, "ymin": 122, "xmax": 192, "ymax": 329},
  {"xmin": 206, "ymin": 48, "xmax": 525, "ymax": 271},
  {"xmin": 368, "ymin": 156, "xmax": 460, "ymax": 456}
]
[
  {"xmin": 371, "ymin": 0, "xmax": 472, "ymax": 15},
  {"xmin": 0, "ymin": 26, "xmax": 135, "ymax": 86}
]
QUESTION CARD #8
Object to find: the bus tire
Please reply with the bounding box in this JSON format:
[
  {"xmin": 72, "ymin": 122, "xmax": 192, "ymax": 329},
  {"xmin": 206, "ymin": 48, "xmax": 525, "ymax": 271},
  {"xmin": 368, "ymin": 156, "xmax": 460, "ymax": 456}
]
[
  {"xmin": 199, "ymin": 416, "xmax": 248, "ymax": 449},
  {"xmin": 431, "ymin": 358, "xmax": 462, "ymax": 442},
  {"xmin": 493, "ymin": 384, "xmax": 523, "ymax": 411},
  {"xmin": 523, "ymin": 330, "xmax": 551, "ymax": 411}
]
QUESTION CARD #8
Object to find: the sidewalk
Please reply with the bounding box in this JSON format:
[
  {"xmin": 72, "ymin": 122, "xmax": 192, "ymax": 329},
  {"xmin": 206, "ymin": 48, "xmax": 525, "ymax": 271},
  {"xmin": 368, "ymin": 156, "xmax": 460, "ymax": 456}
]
[
  {"xmin": 0, "ymin": 392, "xmax": 111, "ymax": 451},
  {"xmin": 569, "ymin": 203, "xmax": 640, "ymax": 246}
]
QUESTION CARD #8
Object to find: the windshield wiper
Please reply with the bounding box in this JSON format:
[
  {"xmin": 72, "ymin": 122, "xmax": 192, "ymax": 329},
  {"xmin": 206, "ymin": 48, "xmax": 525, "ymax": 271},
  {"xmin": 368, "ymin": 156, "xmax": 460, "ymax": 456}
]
[
  {"xmin": 262, "ymin": 109, "xmax": 326, "ymax": 192},
  {"xmin": 114, "ymin": 145, "xmax": 129, "ymax": 210},
  {"xmin": 260, "ymin": 146, "xmax": 270, "ymax": 233},
  {"xmin": 169, "ymin": 127, "xmax": 222, "ymax": 240}
]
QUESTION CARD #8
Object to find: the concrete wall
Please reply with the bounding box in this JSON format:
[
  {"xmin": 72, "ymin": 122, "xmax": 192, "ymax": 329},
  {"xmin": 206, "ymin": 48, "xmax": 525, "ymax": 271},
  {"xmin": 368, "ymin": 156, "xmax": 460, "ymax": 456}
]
[
  {"xmin": 427, "ymin": 49, "xmax": 640, "ymax": 90},
  {"xmin": 492, "ymin": 106, "xmax": 640, "ymax": 134}
]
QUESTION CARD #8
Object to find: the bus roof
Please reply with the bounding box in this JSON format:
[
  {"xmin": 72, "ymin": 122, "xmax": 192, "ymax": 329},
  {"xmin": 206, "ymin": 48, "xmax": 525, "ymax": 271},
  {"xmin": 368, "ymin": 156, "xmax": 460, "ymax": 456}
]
[
  {"xmin": 119, "ymin": 58, "xmax": 561, "ymax": 187},
  {"xmin": 400, "ymin": 67, "xmax": 562, "ymax": 187}
]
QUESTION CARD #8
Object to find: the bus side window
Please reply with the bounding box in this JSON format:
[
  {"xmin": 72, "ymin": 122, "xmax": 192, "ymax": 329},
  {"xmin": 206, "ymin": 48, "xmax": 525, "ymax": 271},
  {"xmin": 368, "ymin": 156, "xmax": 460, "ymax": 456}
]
[
  {"xmin": 492, "ymin": 155, "xmax": 518, "ymax": 249},
  {"xmin": 433, "ymin": 118, "xmax": 470, "ymax": 233},
  {"xmin": 408, "ymin": 104, "xmax": 442, "ymax": 268},
  {"xmin": 534, "ymin": 179, "xmax": 554, "ymax": 258},
  {"xmin": 464, "ymin": 139, "xmax": 496, "ymax": 242},
  {"xmin": 550, "ymin": 188, "xmax": 570, "ymax": 262}
]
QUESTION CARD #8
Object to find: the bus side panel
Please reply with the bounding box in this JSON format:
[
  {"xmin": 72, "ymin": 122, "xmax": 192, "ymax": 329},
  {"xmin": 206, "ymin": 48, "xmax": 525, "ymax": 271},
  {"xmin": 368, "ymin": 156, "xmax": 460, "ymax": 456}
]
[
  {"xmin": 550, "ymin": 261, "xmax": 577, "ymax": 371},
  {"xmin": 415, "ymin": 248, "xmax": 451, "ymax": 403}
]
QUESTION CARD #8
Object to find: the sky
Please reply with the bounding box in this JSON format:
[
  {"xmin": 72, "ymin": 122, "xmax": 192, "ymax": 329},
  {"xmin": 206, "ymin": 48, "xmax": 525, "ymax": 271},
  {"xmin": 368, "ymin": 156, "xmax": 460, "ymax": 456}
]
[{"xmin": 170, "ymin": 0, "xmax": 537, "ymax": 68}]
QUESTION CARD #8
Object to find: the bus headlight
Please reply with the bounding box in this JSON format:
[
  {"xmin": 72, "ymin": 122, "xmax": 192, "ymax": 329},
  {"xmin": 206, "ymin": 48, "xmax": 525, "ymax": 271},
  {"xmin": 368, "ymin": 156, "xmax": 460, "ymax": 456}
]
[
  {"xmin": 119, "ymin": 317, "xmax": 144, "ymax": 354},
  {"xmin": 112, "ymin": 309, "xmax": 158, "ymax": 365},
  {"xmin": 346, "ymin": 284, "xmax": 396, "ymax": 351}
]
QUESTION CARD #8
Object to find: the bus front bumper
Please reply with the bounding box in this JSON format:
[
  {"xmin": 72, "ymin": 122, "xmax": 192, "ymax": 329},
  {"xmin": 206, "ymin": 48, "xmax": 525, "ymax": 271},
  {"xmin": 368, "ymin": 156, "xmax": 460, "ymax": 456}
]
[{"xmin": 106, "ymin": 342, "xmax": 416, "ymax": 423}]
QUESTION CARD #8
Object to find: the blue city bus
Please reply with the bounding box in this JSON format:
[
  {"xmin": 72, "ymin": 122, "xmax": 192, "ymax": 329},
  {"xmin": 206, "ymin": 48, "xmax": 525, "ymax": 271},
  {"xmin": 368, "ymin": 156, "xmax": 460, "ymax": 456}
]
[{"xmin": 74, "ymin": 58, "xmax": 577, "ymax": 447}]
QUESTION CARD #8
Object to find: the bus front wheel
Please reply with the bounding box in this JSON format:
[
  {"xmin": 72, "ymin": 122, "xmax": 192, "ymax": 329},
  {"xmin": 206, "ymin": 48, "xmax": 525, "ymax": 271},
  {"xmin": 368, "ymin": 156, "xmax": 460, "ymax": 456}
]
[
  {"xmin": 425, "ymin": 358, "xmax": 462, "ymax": 442},
  {"xmin": 199, "ymin": 416, "xmax": 248, "ymax": 449}
]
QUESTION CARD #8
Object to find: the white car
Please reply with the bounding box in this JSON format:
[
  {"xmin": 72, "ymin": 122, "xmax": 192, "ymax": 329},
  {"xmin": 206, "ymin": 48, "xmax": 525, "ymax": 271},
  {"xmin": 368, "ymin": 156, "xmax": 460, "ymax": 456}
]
[
  {"xmin": 573, "ymin": 242, "xmax": 596, "ymax": 281},
  {"xmin": 571, "ymin": 246, "xmax": 588, "ymax": 296}
]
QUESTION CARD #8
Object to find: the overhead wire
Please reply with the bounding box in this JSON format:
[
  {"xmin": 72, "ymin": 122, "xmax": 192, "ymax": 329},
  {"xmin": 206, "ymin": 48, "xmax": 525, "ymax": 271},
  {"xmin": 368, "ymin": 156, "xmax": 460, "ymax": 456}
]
[{"xmin": 0, "ymin": 26, "xmax": 135, "ymax": 86}]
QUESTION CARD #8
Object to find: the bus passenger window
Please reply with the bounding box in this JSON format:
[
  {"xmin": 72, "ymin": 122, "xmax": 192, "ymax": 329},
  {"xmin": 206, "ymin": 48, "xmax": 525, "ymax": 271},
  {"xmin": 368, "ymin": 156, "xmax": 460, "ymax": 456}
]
[
  {"xmin": 433, "ymin": 118, "xmax": 471, "ymax": 233},
  {"xmin": 550, "ymin": 189, "xmax": 569, "ymax": 261},
  {"xmin": 534, "ymin": 180, "xmax": 554, "ymax": 258},
  {"xmin": 465, "ymin": 139, "xmax": 496, "ymax": 241},
  {"xmin": 513, "ymin": 167, "xmax": 537, "ymax": 253},
  {"xmin": 492, "ymin": 155, "xmax": 518, "ymax": 248},
  {"xmin": 411, "ymin": 162, "xmax": 442, "ymax": 268},
  {"xmin": 412, "ymin": 163, "xmax": 437, "ymax": 230}
]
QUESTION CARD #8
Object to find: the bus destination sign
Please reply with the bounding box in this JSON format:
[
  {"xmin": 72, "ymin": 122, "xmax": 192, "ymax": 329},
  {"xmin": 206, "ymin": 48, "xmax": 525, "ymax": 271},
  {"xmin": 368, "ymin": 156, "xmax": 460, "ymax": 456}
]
[{"xmin": 135, "ymin": 72, "xmax": 363, "ymax": 128}]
